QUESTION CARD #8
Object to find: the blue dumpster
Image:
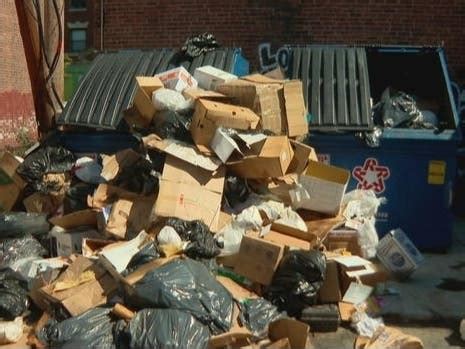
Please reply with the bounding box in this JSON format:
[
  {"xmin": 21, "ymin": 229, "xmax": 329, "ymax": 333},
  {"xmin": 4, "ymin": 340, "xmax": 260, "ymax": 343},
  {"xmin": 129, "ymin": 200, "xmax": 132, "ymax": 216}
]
[{"xmin": 288, "ymin": 46, "xmax": 461, "ymax": 250}]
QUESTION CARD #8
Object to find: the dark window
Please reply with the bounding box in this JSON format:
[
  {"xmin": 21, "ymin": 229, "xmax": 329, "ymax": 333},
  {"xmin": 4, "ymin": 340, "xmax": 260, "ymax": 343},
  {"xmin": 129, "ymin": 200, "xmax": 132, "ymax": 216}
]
[
  {"xmin": 69, "ymin": 0, "xmax": 86, "ymax": 10},
  {"xmin": 70, "ymin": 29, "xmax": 86, "ymax": 52}
]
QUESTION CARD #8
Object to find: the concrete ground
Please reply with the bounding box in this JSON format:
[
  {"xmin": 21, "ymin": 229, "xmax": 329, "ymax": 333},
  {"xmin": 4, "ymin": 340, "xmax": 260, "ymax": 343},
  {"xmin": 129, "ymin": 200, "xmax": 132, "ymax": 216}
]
[{"xmin": 310, "ymin": 220, "xmax": 465, "ymax": 348}]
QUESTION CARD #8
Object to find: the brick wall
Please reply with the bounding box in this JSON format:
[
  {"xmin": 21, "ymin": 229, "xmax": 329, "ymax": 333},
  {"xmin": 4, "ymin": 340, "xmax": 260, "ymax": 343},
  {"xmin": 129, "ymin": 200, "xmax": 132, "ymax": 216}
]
[
  {"xmin": 93, "ymin": 0, "xmax": 465, "ymax": 83},
  {"xmin": 0, "ymin": 0, "xmax": 38, "ymax": 149}
]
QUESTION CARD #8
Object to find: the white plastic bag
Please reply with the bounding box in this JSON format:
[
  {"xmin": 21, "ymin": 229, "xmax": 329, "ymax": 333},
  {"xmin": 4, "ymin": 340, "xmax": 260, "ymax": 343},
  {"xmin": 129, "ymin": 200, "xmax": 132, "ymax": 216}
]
[
  {"xmin": 74, "ymin": 156, "xmax": 104, "ymax": 184},
  {"xmin": 157, "ymin": 226, "xmax": 183, "ymax": 248},
  {"xmin": 0, "ymin": 317, "xmax": 23, "ymax": 344},
  {"xmin": 152, "ymin": 88, "xmax": 193, "ymax": 112},
  {"xmin": 351, "ymin": 303, "xmax": 384, "ymax": 338}
]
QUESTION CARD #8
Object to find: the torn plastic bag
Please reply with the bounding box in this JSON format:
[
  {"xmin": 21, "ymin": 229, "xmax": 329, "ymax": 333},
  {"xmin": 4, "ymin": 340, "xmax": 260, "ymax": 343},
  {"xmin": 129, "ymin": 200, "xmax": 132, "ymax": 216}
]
[
  {"xmin": 165, "ymin": 218, "xmax": 222, "ymax": 259},
  {"xmin": 126, "ymin": 308, "xmax": 210, "ymax": 349},
  {"xmin": 0, "ymin": 212, "xmax": 50, "ymax": 238},
  {"xmin": 38, "ymin": 307, "xmax": 121, "ymax": 349},
  {"xmin": 152, "ymin": 110, "xmax": 193, "ymax": 142},
  {"xmin": 239, "ymin": 298, "xmax": 283, "ymax": 338},
  {"xmin": 157, "ymin": 226, "xmax": 183, "ymax": 247},
  {"xmin": 0, "ymin": 269, "xmax": 29, "ymax": 320},
  {"xmin": 152, "ymin": 88, "xmax": 193, "ymax": 112},
  {"xmin": 0, "ymin": 235, "xmax": 47, "ymax": 268},
  {"xmin": 265, "ymin": 250, "xmax": 326, "ymax": 317},
  {"xmin": 121, "ymin": 242, "xmax": 160, "ymax": 277},
  {"xmin": 16, "ymin": 146, "xmax": 75, "ymax": 193},
  {"xmin": 74, "ymin": 157, "xmax": 104, "ymax": 184},
  {"xmin": 126, "ymin": 258, "xmax": 233, "ymax": 334},
  {"xmin": 351, "ymin": 304, "xmax": 384, "ymax": 338},
  {"xmin": 0, "ymin": 317, "xmax": 23, "ymax": 345},
  {"xmin": 181, "ymin": 32, "xmax": 219, "ymax": 58}
]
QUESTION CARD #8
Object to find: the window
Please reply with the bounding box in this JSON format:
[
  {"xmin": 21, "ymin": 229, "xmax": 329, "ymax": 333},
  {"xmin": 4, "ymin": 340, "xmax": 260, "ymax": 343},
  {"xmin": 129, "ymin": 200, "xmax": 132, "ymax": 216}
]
[
  {"xmin": 69, "ymin": 0, "xmax": 86, "ymax": 10},
  {"xmin": 70, "ymin": 29, "xmax": 86, "ymax": 52}
]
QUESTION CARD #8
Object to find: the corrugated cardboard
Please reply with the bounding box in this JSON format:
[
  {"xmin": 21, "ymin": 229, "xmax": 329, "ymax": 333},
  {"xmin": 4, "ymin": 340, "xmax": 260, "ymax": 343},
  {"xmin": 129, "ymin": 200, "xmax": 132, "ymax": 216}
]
[
  {"xmin": 132, "ymin": 76, "xmax": 163, "ymax": 123},
  {"xmin": 292, "ymin": 161, "xmax": 350, "ymax": 215},
  {"xmin": 51, "ymin": 228, "xmax": 102, "ymax": 256},
  {"xmin": 338, "ymin": 262, "xmax": 390, "ymax": 295},
  {"xmin": 183, "ymin": 87, "xmax": 230, "ymax": 102},
  {"xmin": 210, "ymin": 128, "xmax": 242, "ymax": 163},
  {"xmin": 0, "ymin": 152, "xmax": 25, "ymax": 212},
  {"xmin": 82, "ymin": 238, "xmax": 114, "ymax": 258},
  {"xmin": 190, "ymin": 99, "xmax": 260, "ymax": 151},
  {"xmin": 227, "ymin": 136, "xmax": 294, "ymax": 179},
  {"xmin": 338, "ymin": 302, "xmax": 356, "ymax": 322},
  {"xmin": 102, "ymin": 197, "xmax": 155, "ymax": 239},
  {"xmin": 87, "ymin": 184, "xmax": 140, "ymax": 209},
  {"xmin": 257, "ymin": 230, "xmax": 311, "ymax": 250},
  {"xmin": 23, "ymin": 192, "xmax": 61, "ymax": 214},
  {"xmin": 50, "ymin": 209, "xmax": 98, "ymax": 230},
  {"xmin": 155, "ymin": 155, "xmax": 225, "ymax": 231},
  {"xmin": 318, "ymin": 260, "xmax": 342, "ymax": 303},
  {"xmin": 143, "ymin": 135, "xmax": 221, "ymax": 171},
  {"xmin": 101, "ymin": 149, "xmax": 141, "ymax": 182},
  {"xmin": 155, "ymin": 66, "xmax": 197, "ymax": 92},
  {"xmin": 342, "ymin": 282, "xmax": 373, "ymax": 304},
  {"xmin": 234, "ymin": 234, "xmax": 284, "ymax": 285},
  {"xmin": 324, "ymin": 229, "xmax": 363, "ymax": 256},
  {"xmin": 271, "ymin": 221, "xmax": 317, "ymax": 244},
  {"xmin": 242, "ymin": 74, "xmax": 308, "ymax": 137},
  {"xmin": 268, "ymin": 318, "xmax": 310, "ymax": 349},
  {"xmin": 299, "ymin": 210, "xmax": 346, "ymax": 242},
  {"xmin": 217, "ymin": 79, "xmax": 283, "ymax": 134},
  {"xmin": 376, "ymin": 229, "xmax": 424, "ymax": 277},
  {"xmin": 193, "ymin": 65, "xmax": 237, "ymax": 90},
  {"xmin": 39, "ymin": 256, "xmax": 117, "ymax": 316},
  {"xmin": 287, "ymin": 140, "xmax": 317, "ymax": 174}
]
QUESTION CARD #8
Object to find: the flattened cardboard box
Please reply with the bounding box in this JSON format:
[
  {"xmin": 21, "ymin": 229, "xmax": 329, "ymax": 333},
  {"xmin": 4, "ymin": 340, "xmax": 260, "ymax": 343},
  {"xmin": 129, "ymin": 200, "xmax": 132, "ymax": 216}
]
[
  {"xmin": 190, "ymin": 99, "xmax": 260, "ymax": 152},
  {"xmin": 155, "ymin": 155, "xmax": 225, "ymax": 231},
  {"xmin": 227, "ymin": 136, "xmax": 294, "ymax": 179},
  {"xmin": 0, "ymin": 152, "xmax": 26, "ymax": 212},
  {"xmin": 291, "ymin": 161, "xmax": 350, "ymax": 215},
  {"xmin": 234, "ymin": 234, "xmax": 284, "ymax": 285},
  {"xmin": 50, "ymin": 209, "xmax": 98, "ymax": 230},
  {"xmin": 132, "ymin": 76, "xmax": 163, "ymax": 123},
  {"xmin": 217, "ymin": 79, "xmax": 283, "ymax": 134}
]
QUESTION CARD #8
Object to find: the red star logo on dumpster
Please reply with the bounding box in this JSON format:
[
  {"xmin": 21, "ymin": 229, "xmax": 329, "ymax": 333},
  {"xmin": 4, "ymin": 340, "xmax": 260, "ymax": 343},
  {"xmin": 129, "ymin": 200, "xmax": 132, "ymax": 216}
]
[{"xmin": 352, "ymin": 158, "xmax": 390, "ymax": 194}]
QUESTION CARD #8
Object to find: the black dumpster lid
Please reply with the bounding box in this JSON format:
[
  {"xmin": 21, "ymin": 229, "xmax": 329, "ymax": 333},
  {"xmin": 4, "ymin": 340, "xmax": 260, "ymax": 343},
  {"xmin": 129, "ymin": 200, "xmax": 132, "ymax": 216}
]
[
  {"xmin": 288, "ymin": 46, "xmax": 373, "ymax": 131},
  {"xmin": 58, "ymin": 48, "xmax": 240, "ymax": 129}
]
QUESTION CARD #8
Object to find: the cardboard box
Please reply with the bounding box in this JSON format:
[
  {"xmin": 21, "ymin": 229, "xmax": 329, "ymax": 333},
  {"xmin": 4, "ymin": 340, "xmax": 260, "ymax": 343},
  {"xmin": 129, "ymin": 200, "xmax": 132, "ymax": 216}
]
[
  {"xmin": 23, "ymin": 192, "xmax": 61, "ymax": 214},
  {"xmin": 271, "ymin": 221, "xmax": 317, "ymax": 244},
  {"xmin": 337, "ymin": 261, "xmax": 390, "ymax": 294},
  {"xmin": 324, "ymin": 229, "xmax": 363, "ymax": 256},
  {"xmin": 101, "ymin": 197, "xmax": 155, "ymax": 239},
  {"xmin": 242, "ymin": 74, "xmax": 308, "ymax": 137},
  {"xmin": 155, "ymin": 66, "xmax": 197, "ymax": 92},
  {"xmin": 50, "ymin": 209, "xmax": 99, "ymax": 230},
  {"xmin": 338, "ymin": 302, "xmax": 356, "ymax": 322},
  {"xmin": 268, "ymin": 318, "xmax": 310, "ymax": 349},
  {"xmin": 155, "ymin": 155, "xmax": 225, "ymax": 231},
  {"xmin": 132, "ymin": 76, "xmax": 163, "ymax": 123},
  {"xmin": 101, "ymin": 149, "xmax": 142, "ymax": 182},
  {"xmin": 318, "ymin": 260, "xmax": 342, "ymax": 303},
  {"xmin": 51, "ymin": 228, "xmax": 102, "ymax": 256},
  {"xmin": 0, "ymin": 152, "xmax": 26, "ymax": 211},
  {"xmin": 183, "ymin": 87, "xmax": 230, "ymax": 102},
  {"xmin": 287, "ymin": 140, "xmax": 318, "ymax": 174},
  {"xmin": 39, "ymin": 256, "xmax": 117, "ymax": 316},
  {"xmin": 190, "ymin": 99, "xmax": 260, "ymax": 152},
  {"xmin": 193, "ymin": 65, "xmax": 237, "ymax": 90},
  {"xmin": 260, "ymin": 230, "xmax": 311, "ymax": 250},
  {"xmin": 227, "ymin": 136, "xmax": 294, "ymax": 179},
  {"xmin": 217, "ymin": 79, "xmax": 283, "ymax": 134},
  {"xmin": 234, "ymin": 234, "xmax": 284, "ymax": 285},
  {"xmin": 82, "ymin": 238, "xmax": 114, "ymax": 258},
  {"xmin": 291, "ymin": 161, "xmax": 350, "ymax": 215},
  {"xmin": 87, "ymin": 184, "xmax": 140, "ymax": 209},
  {"xmin": 376, "ymin": 229, "xmax": 424, "ymax": 277}
]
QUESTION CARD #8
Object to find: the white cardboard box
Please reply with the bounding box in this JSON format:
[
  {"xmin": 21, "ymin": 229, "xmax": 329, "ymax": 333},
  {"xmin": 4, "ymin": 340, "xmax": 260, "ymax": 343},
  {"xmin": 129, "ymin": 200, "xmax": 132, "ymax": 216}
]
[
  {"xmin": 376, "ymin": 228, "xmax": 424, "ymax": 277},
  {"xmin": 194, "ymin": 65, "xmax": 237, "ymax": 90},
  {"xmin": 155, "ymin": 66, "xmax": 197, "ymax": 92}
]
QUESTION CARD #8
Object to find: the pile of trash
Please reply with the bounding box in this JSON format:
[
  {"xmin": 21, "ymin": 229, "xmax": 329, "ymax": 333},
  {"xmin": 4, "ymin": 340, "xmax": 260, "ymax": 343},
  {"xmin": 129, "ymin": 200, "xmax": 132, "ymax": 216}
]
[{"xmin": 0, "ymin": 63, "xmax": 425, "ymax": 348}]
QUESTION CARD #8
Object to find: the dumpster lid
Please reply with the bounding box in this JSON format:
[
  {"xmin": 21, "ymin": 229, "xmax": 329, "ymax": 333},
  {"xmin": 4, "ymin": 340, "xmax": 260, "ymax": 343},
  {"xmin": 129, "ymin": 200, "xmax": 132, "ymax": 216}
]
[{"xmin": 58, "ymin": 48, "xmax": 242, "ymax": 129}]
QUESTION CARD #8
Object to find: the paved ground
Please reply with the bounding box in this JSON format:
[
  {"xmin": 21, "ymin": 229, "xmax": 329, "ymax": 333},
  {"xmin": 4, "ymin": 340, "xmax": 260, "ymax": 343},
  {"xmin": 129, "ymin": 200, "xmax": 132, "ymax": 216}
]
[{"xmin": 310, "ymin": 220, "xmax": 465, "ymax": 348}]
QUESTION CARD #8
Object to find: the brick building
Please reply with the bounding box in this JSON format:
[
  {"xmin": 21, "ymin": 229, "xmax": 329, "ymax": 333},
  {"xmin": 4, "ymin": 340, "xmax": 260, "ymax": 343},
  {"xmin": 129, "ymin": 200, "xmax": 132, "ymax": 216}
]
[
  {"xmin": 89, "ymin": 0, "xmax": 465, "ymax": 83},
  {"xmin": 0, "ymin": 0, "xmax": 38, "ymax": 148}
]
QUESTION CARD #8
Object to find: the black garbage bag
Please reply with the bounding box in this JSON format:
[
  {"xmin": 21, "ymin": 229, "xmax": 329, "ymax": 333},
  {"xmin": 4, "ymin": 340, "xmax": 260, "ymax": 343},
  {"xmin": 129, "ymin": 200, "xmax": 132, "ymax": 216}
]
[
  {"xmin": 165, "ymin": 218, "xmax": 222, "ymax": 259},
  {"xmin": 181, "ymin": 32, "xmax": 219, "ymax": 58},
  {"xmin": 0, "ymin": 212, "xmax": 50, "ymax": 238},
  {"xmin": 0, "ymin": 235, "xmax": 47, "ymax": 268},
  {"xmin": 17, "ymin": 146, "xmax": 75, "ymax": 193},
  {"xmin": 64, "ymin": 182, "xmax": 98, "ymax": 213},
  {"xmin": 125, "ymin": 308, "xmax": 210, "ymax": 349},
  {"xmin": 0, "ymin": 269, "xmax": 29, "ymax": 320},
  {"xmin": 265, "ymin": 250, "xmax": 326, "ymax": 317},
  {"xmin": 224, "ymin": 176, "xmax": 250, "ymax": 208},
  {"xmin": 111, "ymin": 157, "xmax": 158, "ymax": 195},
  {"xmin": 121, "ymin": 242, "xmax": 160, "ymax": 276},
  {"xmin": 126, "ymin": 258, "xmax": 233, "ymax": 334},
  {"xmin": 38, "ymin": 307, "xmax": 122, "ymax": 348},
  {"xmin": 239, "ymin": 298, "xmax": 283, "ymax": 337},
  {"xmin": 152, "ymin": 110, "xmax": 193, "ymax": 142}
]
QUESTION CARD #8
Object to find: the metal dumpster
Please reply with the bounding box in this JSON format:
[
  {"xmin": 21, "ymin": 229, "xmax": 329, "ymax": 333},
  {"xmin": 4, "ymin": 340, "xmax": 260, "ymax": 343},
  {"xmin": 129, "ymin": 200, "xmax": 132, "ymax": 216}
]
[{"xmin": 288, "ymin": 46, "xmax": 461, "ymax": 250}]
